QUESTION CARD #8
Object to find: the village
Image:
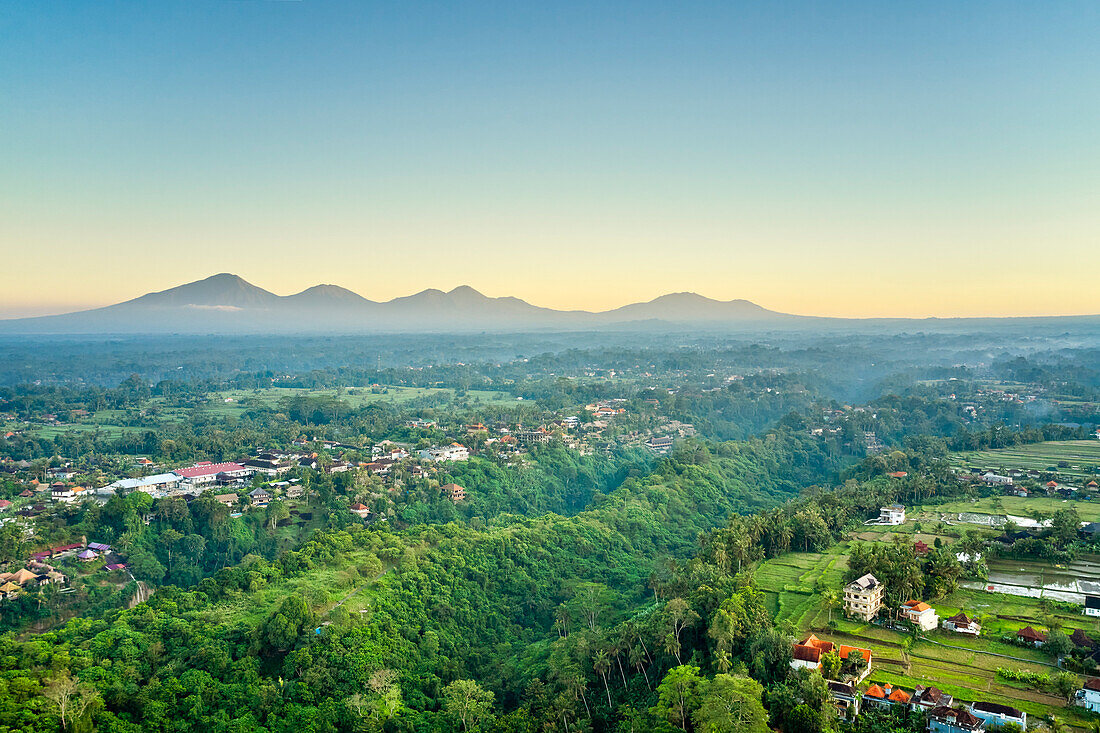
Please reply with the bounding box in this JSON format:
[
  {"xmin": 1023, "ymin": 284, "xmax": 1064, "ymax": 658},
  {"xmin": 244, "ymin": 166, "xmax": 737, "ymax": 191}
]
[{"xmin": 757, "ymin": 494, "xmax": 1100, "ymax": 730}]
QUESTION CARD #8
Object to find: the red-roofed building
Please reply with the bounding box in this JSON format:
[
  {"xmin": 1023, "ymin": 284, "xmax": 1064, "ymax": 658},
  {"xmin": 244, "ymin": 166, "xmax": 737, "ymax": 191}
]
[
  {"xmin": 790, "ymin": 634, "xmax": 835, "ymax": 670},
  {"xmin": 441, "ymin": 483, "xmax": 466, "ymax": 502},
  {"xmin": 1016, "ymin": 626, "xmax": 1047, "ymax": 646},
  {"xmin": 1078, "ymin": 678, "xmax": 1100, "ymax": 712},
  {"xmin": 838, "ymin": 644, "xmax": 873, "ymax": 669},
  {"xmin": 943, "ymin": 612, "xmax": 981, "ymax": 636},
  {"xmin": 175, "ymin": 462, "xmax": 249, "ymax": 488},
  {"xmin": 863, "ymin": 683, "xmax": 911, "ymax": 710}
]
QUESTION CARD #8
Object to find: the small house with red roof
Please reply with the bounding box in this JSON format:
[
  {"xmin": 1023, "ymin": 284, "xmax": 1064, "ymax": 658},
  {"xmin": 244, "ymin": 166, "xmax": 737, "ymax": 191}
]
[
  {"xmin": 1016, "ymin": 626, "xmax": 1047, "ymax": 646},
  {"xmin": 943, "ymin": 612, "xmax": 981, "ymax": 636},
  {"xmin": 862, "ymin": 683, "xmax": 911, "ymax": 710},
  {"xmin": 790, "ymin": 634, "xmax": 834, "ymax": 670},
  {"xmin": 837, "ymin": 644, "xmax": 872, "ymax": 673},
  {"xmin": 911, "ymin": 685, "xmax": 953, "ymax": 711}
]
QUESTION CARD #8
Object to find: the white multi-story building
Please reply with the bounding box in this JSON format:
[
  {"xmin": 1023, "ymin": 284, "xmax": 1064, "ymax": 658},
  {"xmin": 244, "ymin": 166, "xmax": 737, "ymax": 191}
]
[
  {"xmin": 419, "ymin": 443, "xmax": 469, "ymax": 462},
  {"xmin": 878, "ymin": 504, "xmax": 906, "ymax": 524},
  {"xmin": 844, "ymin": 573, "xmax": 884, "ymax": 621}
]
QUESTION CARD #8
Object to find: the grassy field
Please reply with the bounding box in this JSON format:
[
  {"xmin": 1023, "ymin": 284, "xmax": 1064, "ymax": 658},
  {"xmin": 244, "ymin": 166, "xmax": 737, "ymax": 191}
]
[
  {"xmin": 951, "ymin": 440, "xmax": 1100, "ymax": 480},
  {"xmin": 207, "ymin": 385, "xmax": 518, "ymax": 416},
  {"xmin": 928, "ymin": 496, "xmax": 1100, "ymax": 524},
  {"xmin": 26, "ymin": 422, "xmax": 145, "ymax": 439},
  {"xmin": 754, "ymin": 530, "xmax": 1100, "ymax": 727}
]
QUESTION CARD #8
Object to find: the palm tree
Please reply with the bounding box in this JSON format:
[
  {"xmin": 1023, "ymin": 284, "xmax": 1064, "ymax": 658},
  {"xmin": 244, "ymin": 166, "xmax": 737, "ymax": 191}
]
[{"xmin": 821, "ymin": 588, "xmax": 841, "ymax": 623}]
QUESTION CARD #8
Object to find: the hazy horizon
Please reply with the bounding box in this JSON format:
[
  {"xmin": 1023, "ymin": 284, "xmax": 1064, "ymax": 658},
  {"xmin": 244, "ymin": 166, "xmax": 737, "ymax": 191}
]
[
  {"xmin": 3, "ymin": 1, "xmax": 1098, "ymax": 319},
  {"xmin": 2, "ymin": 271, "xmax": 1100, "ymax": 322}
]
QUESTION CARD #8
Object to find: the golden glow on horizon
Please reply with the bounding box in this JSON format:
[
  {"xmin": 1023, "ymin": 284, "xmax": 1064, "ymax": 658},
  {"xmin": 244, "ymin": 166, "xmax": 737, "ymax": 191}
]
[{"xmin": 2, "ymin": 188, "xmax": 1095, "ymax": 319}]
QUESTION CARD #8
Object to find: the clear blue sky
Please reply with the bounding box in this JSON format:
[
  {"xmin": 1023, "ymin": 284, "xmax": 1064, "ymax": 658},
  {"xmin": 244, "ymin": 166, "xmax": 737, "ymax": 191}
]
[{"xmin": 1, "ymin": 1, "xmax": 1097, "ymax": 317}]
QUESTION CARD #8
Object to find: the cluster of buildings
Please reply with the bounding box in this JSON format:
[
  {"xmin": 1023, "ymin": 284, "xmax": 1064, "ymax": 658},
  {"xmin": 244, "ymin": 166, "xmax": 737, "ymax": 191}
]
[
  {"xmin": 843, "ymin": 572, "xmax": 980, "ymax": 636},
  {"xmin": 584, "ymin": 400, "xmax": 627, "ymax": 418},
  {"xmin": 0, "ymin": 563, "xmax": 67, "ymax": 600},
  {"xmin": 0, "ymin": 539, "xmax": 126, "ymax": 601},
  {"xmin": 960, "ymin": 466, "xmax": 1100, "ymax": 498},
  {"xmin": 792, "ymin": 630, "xmax": 1030, "ymax": 732},
  {"xmin": 831, "ymin": 568, "xmax": 1100, "ymax": 724}
]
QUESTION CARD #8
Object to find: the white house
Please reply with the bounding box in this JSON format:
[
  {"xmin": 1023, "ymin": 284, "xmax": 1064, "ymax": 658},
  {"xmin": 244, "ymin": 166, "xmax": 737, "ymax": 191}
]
[
  {"xmin": 968, "ymin": 701, "xmax": 1025, "ymax": 729},
  {"xmin": 105, "ymin": 473, "xmax": 182, "ymax": 496},
  {"xmin": 419, "ymin": 443, "xmax": 469, "ymax": 462},
  {"xmin": 865, "ymin": 504, "xmax": 906, "ymax": 525},
  {"xmin": 900, "ymin": 600, "xmax": 939, "ymax": 631},
  {"xmin": 51, "ymin": 485, "xmax": 88, "ymax": 503},
  {"xmin": 1082, "ymin": 582, "xmax": 1100, "ymax": 617},
  {"xmin": 879, "ymin": 504, "xmax": 906, "ymax": 524},
  {"xmin": 844, "ymin": 573, "xmax": 884, "ymax": 621},
  {"xmin": 1076, "ymin": 678, "xmax": 1100, "ymax": 712},
  {"xmin": 981, "ymin": 472, "xmax": 1014, "ymax": 486}
]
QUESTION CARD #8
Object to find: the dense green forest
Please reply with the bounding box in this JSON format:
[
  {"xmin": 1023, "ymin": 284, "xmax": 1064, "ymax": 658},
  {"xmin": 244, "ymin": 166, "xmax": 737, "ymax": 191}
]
[{"xmin": 2, "ymin": 334, "xmax": 1099, "ymax": 731}]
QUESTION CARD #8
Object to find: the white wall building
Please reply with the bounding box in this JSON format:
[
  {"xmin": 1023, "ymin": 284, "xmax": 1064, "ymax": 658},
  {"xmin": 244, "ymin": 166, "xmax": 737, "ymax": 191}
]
[
  {"xmin": 1077, "ymin": 679, "xmax": 1100, "ymax": 712},
  {"xmin": 419, "ymin": 443, "xmax": 469, "ymax": 462},
  {"xmin": 104, "ymin": 473, "xmax": 182, "ymax": 496},
  {"xmin": 900, "ymin": 600, "xmax": 939, "ymax": 631}
]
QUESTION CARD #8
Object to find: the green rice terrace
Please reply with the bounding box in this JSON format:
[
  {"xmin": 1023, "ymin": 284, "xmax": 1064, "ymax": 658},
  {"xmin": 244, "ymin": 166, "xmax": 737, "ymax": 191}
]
[
  {"xmin": 951, "ymin": 440, "xmax": 1100, "ymax": 481},
  {"xmin": 754, "ymin": 525, "xmax": 1100, "ymax": 727}
]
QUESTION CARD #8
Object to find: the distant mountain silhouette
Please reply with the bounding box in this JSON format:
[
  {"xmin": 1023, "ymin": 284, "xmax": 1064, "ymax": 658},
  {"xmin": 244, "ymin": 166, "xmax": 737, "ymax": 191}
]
[
  {"xmin": 596, "ymin": 292, "xmax": 781, "ymax": 323},
  {"xmin": 1, "ymin": 273, "xmax": 1097, "ymax": 334},
  {"xmin": 130, "ymin": 273, "xmax": 281, "ymax": 309}
]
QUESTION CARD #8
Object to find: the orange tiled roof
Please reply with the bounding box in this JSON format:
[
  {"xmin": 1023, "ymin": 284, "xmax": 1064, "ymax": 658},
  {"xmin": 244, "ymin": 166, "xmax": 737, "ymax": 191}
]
[
  {"xmin": 838, "ymin": 645, "xmax": 872, "ymax": 665},
  {"xmin": 888, "ymin": 687, "xmax": 912, "ymax": 703},
  {"xmin": 864, "ymin": 684, "xmax": 886, "ymax": 698}
]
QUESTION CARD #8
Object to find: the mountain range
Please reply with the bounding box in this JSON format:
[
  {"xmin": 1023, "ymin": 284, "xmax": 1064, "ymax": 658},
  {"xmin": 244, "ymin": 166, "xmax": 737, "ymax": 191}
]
[
  {"xmin": 0, "ymin": 273, "xmax": 1097, "ymax": 335},
  {"xmin": 0, "ymin": 274, "xmax": 792, "ymax": 334}
]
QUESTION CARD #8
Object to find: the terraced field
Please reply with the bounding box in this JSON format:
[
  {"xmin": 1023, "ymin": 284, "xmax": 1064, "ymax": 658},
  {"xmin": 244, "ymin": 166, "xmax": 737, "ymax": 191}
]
[
  {"xmin": 951, "ymin": 440, "xmax": 1100, "ymax": 480},
  {"xmin": 754, "ymin": 532, "xmax": 1100, "ymax": 727},
  {"xmin": 754, "ymin": 546, "xmax": 849, "ymax": 627}
]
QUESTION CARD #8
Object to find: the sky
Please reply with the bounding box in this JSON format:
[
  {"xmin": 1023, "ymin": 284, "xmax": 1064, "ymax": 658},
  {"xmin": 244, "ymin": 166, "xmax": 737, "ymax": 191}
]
[{"xmin": 1, "ymin": 1, "xmax": 1097, "ymax": 319}]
